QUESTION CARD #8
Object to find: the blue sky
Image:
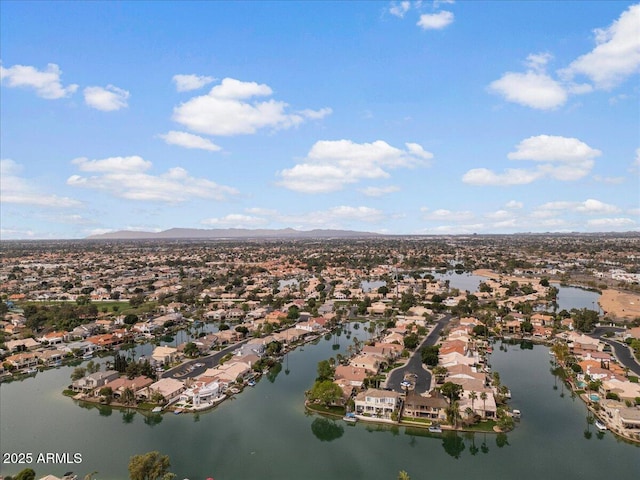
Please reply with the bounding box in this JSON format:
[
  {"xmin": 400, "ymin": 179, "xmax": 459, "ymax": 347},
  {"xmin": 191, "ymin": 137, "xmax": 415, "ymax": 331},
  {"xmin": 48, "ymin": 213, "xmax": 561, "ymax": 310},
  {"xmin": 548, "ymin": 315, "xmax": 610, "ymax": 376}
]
[{"xmin": 1, "ymin": 1, "xmax": 639, "ymax": 239}]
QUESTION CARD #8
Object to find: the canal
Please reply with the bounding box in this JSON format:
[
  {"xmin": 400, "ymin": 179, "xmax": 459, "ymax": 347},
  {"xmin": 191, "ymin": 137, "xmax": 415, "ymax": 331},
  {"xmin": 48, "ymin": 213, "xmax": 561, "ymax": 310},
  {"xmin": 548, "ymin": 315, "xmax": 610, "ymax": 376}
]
[{"xmin": 1, "ymin": 328, "xmax": 638, "ymax": 479}]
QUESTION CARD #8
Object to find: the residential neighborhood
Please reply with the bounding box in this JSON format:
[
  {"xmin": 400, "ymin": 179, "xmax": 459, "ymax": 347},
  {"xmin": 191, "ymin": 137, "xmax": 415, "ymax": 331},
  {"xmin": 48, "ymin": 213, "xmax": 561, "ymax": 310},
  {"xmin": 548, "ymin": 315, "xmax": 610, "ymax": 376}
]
[{"xmin": 1, "ymin": 235, "xmax": 639, "ymax": 447}]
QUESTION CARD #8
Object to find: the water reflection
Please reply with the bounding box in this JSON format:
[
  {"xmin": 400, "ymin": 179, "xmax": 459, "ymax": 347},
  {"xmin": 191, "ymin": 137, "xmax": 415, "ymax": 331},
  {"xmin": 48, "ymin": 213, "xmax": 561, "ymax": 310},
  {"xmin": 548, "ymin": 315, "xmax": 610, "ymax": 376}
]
[
  {"xmin": 310, "ymin": 417, "xmax": 344, "ymax": 442},
  {"xmin": 143, "ymin": 412, "xmax": 162, "ymax": 426},
  {"xmin": 266, "ymin": 362, "xmax": 282, "ymax": 383},
  {"xmin": 442, "ymin": 432, "xmax": 465, "ymax": 458},
  {"xmin": 122, "ymin": 409, "xmax": 136, "ymax": 424},
  {"xmin": 495, "ymin": 432, "xmax": 509, "ymax": 448}
]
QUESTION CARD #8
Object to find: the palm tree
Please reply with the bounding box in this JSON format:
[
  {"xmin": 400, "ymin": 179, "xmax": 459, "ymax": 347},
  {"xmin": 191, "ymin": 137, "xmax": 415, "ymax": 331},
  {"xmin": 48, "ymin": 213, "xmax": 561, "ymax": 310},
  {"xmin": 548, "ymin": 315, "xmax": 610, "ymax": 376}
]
[
  {"xmin": 469, "ymin": 390, "xmax": 478, "ymax": 412},
  {"xmin": 465, "ymin": 407, "xmax": 475, "ymax": 424},
  {"xmin": 446, "ymin": 400, "xmax": 461, "ymax": 428},
  {"xmin": 398, "ymin": 471, "xmax": 411, "ymax": 480},
  {"xmin": 480, "ymin": 391, "xmax": 488, "ymax": 418},
  {"xmin": 122, "ymin": 386, "xmax": 136, "ymax": 406}
]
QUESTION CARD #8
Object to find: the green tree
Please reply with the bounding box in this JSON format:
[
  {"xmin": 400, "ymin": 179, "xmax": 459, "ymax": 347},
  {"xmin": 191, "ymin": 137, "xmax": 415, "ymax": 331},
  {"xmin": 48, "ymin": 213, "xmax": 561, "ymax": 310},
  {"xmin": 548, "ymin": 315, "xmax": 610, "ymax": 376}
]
[
  {"xmin": 420, "ymin": 345, "xmax": 440, "ymax": 366},
  {"xmin": 307, "ymin": 380, "xmax": 343, "ymax": 407},
  {"xmin": 403, "ymin": 333, "xmax": 419, "ymax": 350},
  {"xmin": 440, "ymin": 382, "xmax": 463, "ymax": 402},
  {"xmin": 480, "ymin": 391, "xmax": 488, "ymax": 418},
  {"xmin": 122, "ymin": 386, "xmax": 136, "ymax": 406},
  {"xmin": 128, "ymin": 451, "xmax": 175, "ymax": 480},
  {"xmin": 183, "ymin": 342, "xmax": 200, "ymax": 358},
  {"xmin": 398, "ymin": 471, "xmax": 411, "ymax": 480},
  {"xmin": 71, "ymin": 366, "xmax": 87, "ymax": 381},
  {"xmin": 14, "ymin": 468, "xmax": 36, "ymax": 480},
  {"xmin": 433, "ymin": 365, "xmax": 448, "ymax": 384},
  {"xmin": 316, "ymin": 359, "xmax": 334, "ymax": 381}
]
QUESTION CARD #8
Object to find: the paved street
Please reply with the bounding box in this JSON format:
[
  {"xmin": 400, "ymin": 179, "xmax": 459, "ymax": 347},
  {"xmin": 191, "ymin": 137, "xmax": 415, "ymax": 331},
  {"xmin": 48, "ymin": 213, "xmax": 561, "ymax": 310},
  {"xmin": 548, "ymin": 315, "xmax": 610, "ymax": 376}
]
[
  {"xmin": 386, "ymin": 314, "xmax": 452, "ymax": 394},
  {"xmin": 160, "ymin": 337, "xmax": 250, "ymax": 380},
  {"xmin": 589, "ymin": 326, "xmax": 640, "ymax": 376}
]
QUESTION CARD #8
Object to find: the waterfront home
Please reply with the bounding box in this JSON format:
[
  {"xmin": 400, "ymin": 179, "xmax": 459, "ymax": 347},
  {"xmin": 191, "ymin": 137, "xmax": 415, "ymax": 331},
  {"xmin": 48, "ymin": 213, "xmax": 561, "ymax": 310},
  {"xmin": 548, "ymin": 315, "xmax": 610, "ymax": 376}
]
[
  {"xmin": 62, "ymin": 341, "xmax": 97, "ymax": 356},
  {"xmin": 180, "ymin": 377, "xmax": 221, "ymax": 407},
  {"xmin": 600, "ymin": 399, "xmax": 640, "ymax": 431},
  {"xmin": 5, "ymin": 352, "xmax": 39, "ymax": 369},
  {"xmin": 203, "ymin": 361, "xmax": 252, "ymax": 385},
  {"xmin": 87, "ymin": 333, "xmax": 121, "ymax": 349},
  {"xmin": 152, "ymin": 345, "xmax": 179, "ymax": 366},
  {"xmin": 355, "ymin": 388, "xmax": 401, "ymax": 419},
  {"xmin": 350, "ymin": 353, "xmax": 383, "ymax": 374},
  {"xmin": 600, "ymin": 378, "xmax": 640, "ymax": 404},
  {"xmin": 72, "ymin": 370, "xmax": 120, "ymax": 393},
  {"xmin": 39, "ymin": 349, "xmax": 65, "ymax": 366},
  {"xmin": 403, "ymin": 390, "xmax": 448, "ymax": 421},
  {"xmin": 102, "ymin": 375, "xmax": 154, "ymax": 399},
  {"xmin": 140, "ymin": 378, "xmax": 185, "ymax": 402},
  {"xmin": 334, "ymin": 365, "xmax": 368, "ymax": 389},
  {"xmin": 458, "ymin": 387, "xmax": 497, "ymax": 418}
]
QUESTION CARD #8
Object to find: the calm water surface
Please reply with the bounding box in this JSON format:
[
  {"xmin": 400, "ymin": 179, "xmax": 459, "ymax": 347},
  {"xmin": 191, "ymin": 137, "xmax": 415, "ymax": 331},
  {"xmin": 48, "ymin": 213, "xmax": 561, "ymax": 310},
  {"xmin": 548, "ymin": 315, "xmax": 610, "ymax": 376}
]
[{"xmin": 1, "ymin": 328, "xmax": 637, "ymax": 480}]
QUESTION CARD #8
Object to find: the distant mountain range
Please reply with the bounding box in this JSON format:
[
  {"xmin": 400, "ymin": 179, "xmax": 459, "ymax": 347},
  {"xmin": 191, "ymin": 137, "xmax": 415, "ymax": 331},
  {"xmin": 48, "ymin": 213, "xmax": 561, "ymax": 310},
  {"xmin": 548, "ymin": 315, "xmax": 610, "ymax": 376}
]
[{"xmin": 86, "ymin": 227, "xmax": 382, "ymax": 240}]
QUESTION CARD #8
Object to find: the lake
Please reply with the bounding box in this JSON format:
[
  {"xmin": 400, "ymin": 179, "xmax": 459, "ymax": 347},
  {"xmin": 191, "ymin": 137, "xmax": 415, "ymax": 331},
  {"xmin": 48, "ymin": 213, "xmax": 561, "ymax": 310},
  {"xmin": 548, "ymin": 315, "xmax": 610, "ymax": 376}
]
[{"xmin": 1, "ymin": 328, "xmax": 637, "ymax": 480}]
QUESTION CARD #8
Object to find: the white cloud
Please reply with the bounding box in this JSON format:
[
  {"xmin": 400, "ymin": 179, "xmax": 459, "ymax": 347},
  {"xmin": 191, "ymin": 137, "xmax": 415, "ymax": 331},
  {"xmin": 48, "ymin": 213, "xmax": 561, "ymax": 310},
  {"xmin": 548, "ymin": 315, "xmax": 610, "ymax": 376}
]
[
  {"xmin": 389, "ymin": 1, "xmax": 411, "ymax": 18},
  {"xmin": 158, "ymin": 131, "xmax": 222, "ymax": 152},
  {"xmin": 417, "ymin": 11, "xmax": 454, "ymax": 30},
  {"xmin": 561, "ymin": 4, "xmax": 640, "ymax": 90},
  {"xmin": 299, "ymin": 107, "xmax": 333, "ymax": 120},
  {"xmin": 71, "ymin": 156, "xmax": 152, "ymax": 173},
  {"xmin": 201, "ymin": 214, "xmax": 268, "ymax": 228},
  {"xmin": 287, "ymin": 206, "xmax": 386, "ymax": 226},
  {"xmin": 67, "ymin": 155, "xmax": 237, "ymax": 203},
  {"xmin": 525, "ymin": 52, "xmax": 553, "ymax": 72},
  {"xmin": 463, "ymin": 135, "xmax": 600, "ymax": 186},
  {"xmin": 83, "ymin": 85, "xmax": 129, "ymax": 111},
  {"xmin": 491, "ymin": 6, "xmax": 640, "ymax": 110},
  {"xmin": 0, "ymin": 62, "xmax": 78, "ymax": 99},
  {"xmin": 428, "ymin": 223, "xmax": 485, "ymax": 234},
  {"xmin": 172, "ymin": 77, "xmax": 329, "ymax": 136},
  {"xmin": 576, "ymin": 199, "xmax": 620, "ymax": 214},
  {"xmin": 1, "ymin": 159, "xmax": 81, "ymax": 208},
  {"xmin": 245, "ymin": 207, "xmax": 278, "ymax": 216},
  {"xmin": 534, "ymin": 198, "xmax": 620, "ymax": 217},
  {"xmin": 592, "ymin": 174, "xmax": 625, "ymax": 184},
  {"xmin": 485, "ymin": 210, "xmax": 513, "ymax": 220},
  {"xmin": 587, "ymin": 217, "xmax": 636, "ymax": 228},
  {"xmin": 0, "ymin": 228, "xmax": 37, "ymax": 239},
  {"xmin": 508, "ymin": 135, "xmax": 601, "ymax": 181},
  {"xmin": 505, "ymin": 200, "xmax": 523, "ymax": 209},
  {"xmin": 634, "ymin": 148, "xmax": 640, "ymax": 166},
  {"xmin": 278, "ymin": 139, "xmax": 431, "ymax": 193},
  {"xmin": 489, "ymin": 70, "xmax": 567, "ymax": 110},
  {"xmin": 462, "ymin": 168, "xmax": 542, "ymax": 186},
  {"xmin": 173, "ymin": 74, "xmax": 215, "ymax": 92},
  {"xmin": 359, "ymin": 185, "xmax": 400, "ymax": 197},
  {"xmin": 421, "ymin": 208, "xmax": 474, "ymax": 222}
]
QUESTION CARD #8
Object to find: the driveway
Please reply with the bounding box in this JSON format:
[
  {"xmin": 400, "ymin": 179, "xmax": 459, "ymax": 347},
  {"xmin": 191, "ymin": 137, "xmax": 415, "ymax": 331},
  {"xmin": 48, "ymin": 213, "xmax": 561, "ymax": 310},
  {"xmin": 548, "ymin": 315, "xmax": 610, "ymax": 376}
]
[
  {"xmin": 386, "ymin": 314, "xmax": 452, "ymax": 394},
  {"xmin": 589, "ymin": 326, "xmax": 640, "ymax": 377},
  {"xmin": 161, "ymin": 337, "xmax": 250, "ymax": 380}
]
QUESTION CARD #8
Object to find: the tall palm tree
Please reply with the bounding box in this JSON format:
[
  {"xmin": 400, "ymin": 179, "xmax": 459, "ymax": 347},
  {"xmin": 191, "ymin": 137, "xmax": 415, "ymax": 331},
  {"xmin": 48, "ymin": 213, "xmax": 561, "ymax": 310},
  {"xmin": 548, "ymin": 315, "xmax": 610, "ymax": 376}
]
[
  {"xmin": 469, "ymin": 390, "xmax": 478, "ymax": 412},
  {"xmin": 480, "ymin": 391, "xmax": 488, "ymax": 418}
]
